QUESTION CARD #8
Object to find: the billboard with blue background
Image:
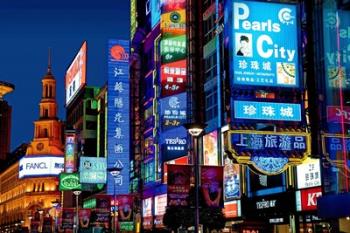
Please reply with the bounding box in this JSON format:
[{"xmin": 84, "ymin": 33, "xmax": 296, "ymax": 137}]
[
  {"xmin": 107, "ymin": 39, "xmax": 130, "ymax": 195},
  {"xmin": 232, "ymin": 0, "xmax": 300, "ymax": 88}
]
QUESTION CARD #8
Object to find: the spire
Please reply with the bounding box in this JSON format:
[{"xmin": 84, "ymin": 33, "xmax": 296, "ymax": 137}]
[{"xmin": 47, "ymin": 48, "xmax": 52, "ymax": 74}]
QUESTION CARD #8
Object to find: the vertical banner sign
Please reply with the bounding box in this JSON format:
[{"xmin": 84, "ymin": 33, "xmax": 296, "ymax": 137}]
[
  {"xmin": 65, "ymin": 133, "xmax": 76, "ymax": 173},
  {"xmin": 224, "ymin": 155, "xmax": 240, "ymax": 200},
  {"xmin": 62, "ymin": 208, "xmax": 74, "ymax": 230},
  {"xmin": 160, "ymin": 0, "xmax": 187, "ymax": 97},
  {"xmin": 118, "ymin": 195, "xmax": 134, "ymax": 222},
  {"xmin": 232, "ymin": 1, "xmax": 299, "ymax": 87},
  {"xmin": 107, "ymin": 39, "xmax": 130, "ymax": 195},
  {"xmin": 167, "ymin": 164, "xmax": 192, "ymax": 206},
  {"xmin": 203, "ymin": 131, "xmax": 219, "ymax": 165},
  {"xmin": 201, "ymin": 166, "xmax": 224, "ymax": 207}
]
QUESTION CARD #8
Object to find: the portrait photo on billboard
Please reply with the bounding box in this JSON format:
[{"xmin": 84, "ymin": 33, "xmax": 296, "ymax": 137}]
[
  {"xmin": 203, "ymin": 131, "xmax": 219, "ymax": 166},
  {"xmin": 118, "ymin": 195, "xmax": 134, "ymax": 222},
  {"xmin": 201, "ymin": 166, "xmax": 224, "ymax": 207},
  {"xmin": 235, "ymin": 33, "xmax": 252, "ymax": 57}
]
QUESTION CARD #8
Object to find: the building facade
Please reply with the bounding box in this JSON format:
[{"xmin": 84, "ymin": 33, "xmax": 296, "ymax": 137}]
[{"xmin": 0, "ymin": 81, "xmax": 14, "ymax": 161}]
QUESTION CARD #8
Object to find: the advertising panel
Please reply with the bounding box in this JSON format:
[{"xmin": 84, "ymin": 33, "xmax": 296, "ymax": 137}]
[
  {"xmin": 234, "ymin": 100, "xmax": 302, "ymax": 122},
  {"xmin": 232, "ymin": 1, "xmax": 299, "ymax": 87},
  {"xmin": 160, "ymin": 60, "xmax": 187, "ymax": 97},
  {"xmin": 323, "ymin": 8, "xmax": 350, "ymax": 89},
  {"xmin": 65, "ymin": 41, "xmax": 87, "ymax": 105},
  {"xmin": 201, "ymin": 166, "xmax": 224, "ymax": 208},
  {"xmin": 59, "ymin": 173, "xmax": 81, "ymax": 191},
  {"xmin": 79, "ymin": 209, "xmax": 91, "ymax": 229},
  {"xmin": 323, "ymin": 135, "xmax": 350, "ymax": 161},
  {"xmin": 160, "ymin": 35, "xmax": 186, "ymax": 63},
  {"xmin": 118, "ymin": 195, "xmax": 133, "ymax": 222},
  {"xmin": 19, "ymin": 156, "xmax": 64, "ymax": 178},
  {"xmin": 223, "ymin": 200, "xmax": 241, "ymax": 218},
  {"xmin": 167, "ymin": 164, "xmax": 192, "ymax": 206},
  {"xmin": 161, "ymin": 9, "xmax": 186, "ymax": 36},
  {"xmin": 161, "ymin": 127, "xmax": 188, "ymax": 161},
  {"xmin": 228, "ymin": 130, "xmax": 310, "ymax": 174},
  {"xmin": 203, "ymin": 131, "xmax": 219, "ymax": 165},
  {"xmin": 142, "ymin": 197, "xmax": 153, "ymax": 217},
  {"xmin": 327, "ymin": 106, "xmax": 350, "ymax": 124},
  {"xmin": 295, "ymin": 187, "xmax": 322, "ymax": 211},
  {"xmin": 65, "ymin": 134, "xmax": 76, "ymax": 173},
  {"xmin": 62, "ymin": 208, "xmax": 74, "ymax": 230},
  {"xmin": 151, "ymin": 0, "xmax": 161, "ymax": 28},
  {"xmin": 296, "ymin": 158, "xmax": 321, "ymax": 189},
  {"xmin": 107, "ymin": 39, "xmax": 130, "ymax": 195},
  {"xmin": 224, "ymin": 156, "xmax": 240, "ymax": 200},
  {"xmin": 80, "ymin": 157, "xmax": 107, "ymax": 184},
  {"xmin": 248, "ymin": 168, "xmax": 285, "ymax": 196},
  {"xmin": 154, "ymin": 194, "xmax": 167, "ymax": 216},
  {"xmin": 160, "ymin": 92, "xmax": 187, "ymax": 128}
]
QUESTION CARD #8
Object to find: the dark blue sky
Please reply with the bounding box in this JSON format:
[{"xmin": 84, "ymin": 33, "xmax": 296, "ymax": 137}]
[{"xmin": 0, "ymin": 0, "xmax": 129, "ymax": 150}]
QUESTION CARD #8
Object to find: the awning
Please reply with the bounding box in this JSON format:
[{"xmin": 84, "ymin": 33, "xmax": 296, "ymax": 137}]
[{"xmin": 318, "ymin": 193, "xmax": 350, "ymax": 218}]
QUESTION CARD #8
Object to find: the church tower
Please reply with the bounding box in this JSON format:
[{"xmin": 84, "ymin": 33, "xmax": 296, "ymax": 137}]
[{"xmin": 26, "ymin": 50, "xmax": 64, "ymax": 155}]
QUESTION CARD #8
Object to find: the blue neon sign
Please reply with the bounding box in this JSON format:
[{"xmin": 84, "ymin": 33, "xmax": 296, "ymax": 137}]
[
  {"xmin": 234, "ymin": 100, "xmax": 301, "ymax": 121},
  {"xmin": 160, "ymin": 92, "xmax": 187, "ymax": 129},
  {"xmin": 107, "ymin": 39, "xmax": 130, "ymax": 195},
  {"xmin": 324, "ymin": 136, "xmax": 350, "ymax": 161},
  {"xmin": 232, "ymin": 1, "xmax": 299, "ymax": 87}
]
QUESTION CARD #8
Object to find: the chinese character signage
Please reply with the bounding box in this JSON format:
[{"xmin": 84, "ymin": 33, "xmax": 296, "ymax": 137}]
[
  {"xmin": 296, "ymin": 158, "xmax": 321, "ymax": 189},
  {"xmin": 223, "ymin": 200, "xmax": 241, "ymax": 218},
  {"xmin": 232, "ymin": 1, "xmax": 299, "ymax": 87},
  {"xmin": 80, "ymin": 157, "xmax": 107, "ymax": 184},
  {"xmin": 295, "ymin": 187, "xmax": 322, "ymax": 211},
  {"xmin": 227, "ymin": 130, "xmax": 311, "ymax": 174},
  {"xmin": 201, "ymin": 166, "xmax": 224, "ymax": 208},
  {"xmin": 234, "ymin": 100, "xmax": 302, "ymax": 122},
  {"xmin": 327, "ymin": 106, "xmax": 350, "ymax": 124},
  {"xmin": 65, "ymin": 134, "xmax": 76, "ymax": 173},
  {"xmin": 160, "ymin": 60, "xmax": 187, "ymax": 96},
  {"xmin": 224, "ymin": 155, "xmax": 240, "ymax": 200},
  {"xmin": 161, "ymin": 127, "xmax": 188, "ymax": 161},
  {"xmin": 323, "ymin": 135, "xmax": 350, "ymax": 161},
  {"xmin": 107, "ymin": 39, "xmax": 130, "ymax": 195},
  {"xmin": 160, "ymin": 92, "xmax": 187, "ymax": 128},
  {"xmin": 323, "ymin": 9, "xmax": 350, "ymax": 89},
  {"xmin": 203, "ymin": 131, "xmax": 219, "ymax": 165},
  {"xmin": 167, "ymin": 164, "xmax": 192, "ymax": 206}
]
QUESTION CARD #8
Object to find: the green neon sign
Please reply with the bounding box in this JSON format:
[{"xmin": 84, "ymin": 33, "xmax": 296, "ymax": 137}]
[{"xmin": 59, "ymin": 173, "xmax": 82, "ymax": 191}]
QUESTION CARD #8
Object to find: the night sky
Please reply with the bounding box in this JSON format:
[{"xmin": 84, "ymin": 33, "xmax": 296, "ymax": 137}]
[{"xmin": 0, "ymin": 0, "xmax": 129, "ymax": 150}]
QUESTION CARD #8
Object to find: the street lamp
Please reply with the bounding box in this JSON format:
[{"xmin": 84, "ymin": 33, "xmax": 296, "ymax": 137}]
[
  {"xmin": 108, "ymin": 166, "xmax": 123, "ymax": 233},
  {"xmin": 73, "ymin": 191, "xmax": 82, "ymax": 233},
  {"xmin": 184, "ymin": 123, "xmax": 206, "ymax": 233},
  {"xmin": 51, "ymin": 199, "xmax": 60, "ymax": 233}
]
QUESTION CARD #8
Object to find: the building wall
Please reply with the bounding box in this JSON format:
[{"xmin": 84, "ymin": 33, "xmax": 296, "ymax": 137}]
[{"xmin": 0, "ymin": 101, "xmax": 11, "ymax": 161}]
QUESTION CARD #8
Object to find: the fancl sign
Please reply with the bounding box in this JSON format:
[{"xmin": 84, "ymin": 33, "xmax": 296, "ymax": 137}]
[
  {"xmin": 19, "ymin": 156, "xmax": 64, "ymax": 178},
  {"xmin": 232, "ymin": 1, "xmax": 299, "ymax": 87}
]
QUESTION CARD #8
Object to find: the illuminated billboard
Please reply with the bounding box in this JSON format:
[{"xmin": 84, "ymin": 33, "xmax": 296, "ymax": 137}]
[
  {"xmin": 160, "ymin": 92, "xmax": 187, "ymax": 128},
  {"xmin": 232, "ymin": 1, "xmax": 299, "ymax": 87},
  {"xmin": 151, "ymin": 0, "xmax": 161, "ymax": 28},
  {"xmin": 80, "ymin": 157, "xmax": 107, "ymax": 184},
  {"xmin": 65, "ymin": 41, "xmax": 87, "ymax": 105},
  {"xmin": 224, "ymin": 156, "xmax": 240, "ymax": 200},
  {"xmin": 160, "ymin": 35, "xmax": 186, "ymax": 63},
  {"xmin": 234, "ymin": 100, "xmax": 302, "ymax": 122},
  {"xmin": 19, "ymin": 156, "xmax": 64, "ymax": 178},
  {"xmin": 203, "ymin": 131, "xmax": 219, "ymax": 165},
  {"xmin": 59, "ymin": 173, "xmax": 82, "ymax": 191},
  {"xmin": 161, "ymin": 127, "xmax": 188, "ymax": 161},
  {"xmin": 161, "ymin": 9, "xmax": 186, "ymax": 36},
  {"xmin": 160, "ymin": 60, "xmax": 187, "ymax": 97},
  {"xmin": 107, "ymin": 39, "xmax": 130, "ymax": 195},
  {"xmin": 65, "ymin": 133, "xmax": 76, "ymax": 173},
  {"xmin": 296, "ymin": 158, "xmax": 321, "ymax": 189},
  {"xmin": 295, "ymin": 187, "xmax": 322, "ymax": 211}
]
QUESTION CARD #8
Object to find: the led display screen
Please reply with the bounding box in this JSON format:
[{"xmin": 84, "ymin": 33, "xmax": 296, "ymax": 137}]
[
  {"xmin": 107, "ymin": 39, "xmax": 130, "ymax": 195},
  {"xmin": 232, "ymin": 1, "xmax": 299, "ymax": 87},
  {"xmin": 65, "ymin": 41, "xmax": 87, "ymax": 105}
]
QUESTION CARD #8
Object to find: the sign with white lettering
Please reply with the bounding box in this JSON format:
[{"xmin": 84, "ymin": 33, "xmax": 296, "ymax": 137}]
[
  {"xmin": 107, "ymin": 40, "xmax": 130, "ymax": 195},
  {"xmin": 232, "ymin": 1, "xmax": 299, "ymax": 87},
  {"xmin": 161, "ymin": 127, "xmax": 188, "ymax": 161},
  {"xmin": 80, "ymin": 157, "xmax": 107, "ymax": 184},
  {"xmin": 327, "ymin": 106, "xmax": 350, "ymax": 124},
  {"xmin": 295, "ymin": 187, "xmax": 322, "ymax": 211},
  {"xmin": 323, "ymin": 135, "xmax": 350, "ymax": 161},
  {"xmin": 228, "ymin": 130, "xmax": 310, "ymax": 174},
  {"xmin": 234, "ymin": 100, "xmax": 302, "ymax": 122},
  {"xmin": 19, "ymin": 156, "xmax": 64, "ymax": 178},
  {"xmin": 160, "ymin": 92, "xmax": 187, "ymax": 128},
  {"xmin": 296, "ymin": 158, "xmax": 321, "ymax": 189}
]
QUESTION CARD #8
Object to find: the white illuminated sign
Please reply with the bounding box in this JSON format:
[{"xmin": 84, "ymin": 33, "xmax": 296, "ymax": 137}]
[
  {"xmin": 297, "ymin": 158, "xmax": 321, "ymax": 189},
  {"xmin": 19, "ymin": 156, "xmax": 64, "ymax": 178},
  {"xmin": 154, "ymin": 194, "xmax": 167, "ymax": 216}
]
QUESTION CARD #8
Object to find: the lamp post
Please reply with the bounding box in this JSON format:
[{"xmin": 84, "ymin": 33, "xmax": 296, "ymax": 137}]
[
  {"xmin": 73, "ymin": 191, "xmax": 82, "ymax": 233},
  {"xmin": 108, "ymin": 166, "xmax": 123, "ymax": 233},
  {"xmin": 51, "ymin": 199, "xmax": 60, "ymax": 233},
  {"xmin": 184, "ymin": 123, "xmax": 206, "ymax": 233}
]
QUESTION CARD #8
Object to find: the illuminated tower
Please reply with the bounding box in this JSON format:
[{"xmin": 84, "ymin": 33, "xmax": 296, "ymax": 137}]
[
  {"xmin": 26, "ymin": 50, "xmax": 64, "ymax": 155},
  {"xmin": 0, "ymin": 81, "xmax": 14, "ymax": 161}
]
